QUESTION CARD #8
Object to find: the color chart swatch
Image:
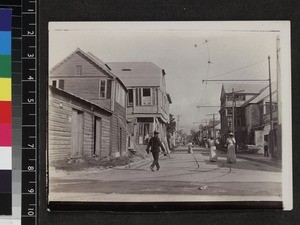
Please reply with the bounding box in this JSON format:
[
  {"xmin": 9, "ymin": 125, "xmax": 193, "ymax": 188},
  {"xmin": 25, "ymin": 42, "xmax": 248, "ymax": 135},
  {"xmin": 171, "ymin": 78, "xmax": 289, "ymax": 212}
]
[{"xmin": 0, "ymin": 8, "xmax": 12, "ymax": 215}]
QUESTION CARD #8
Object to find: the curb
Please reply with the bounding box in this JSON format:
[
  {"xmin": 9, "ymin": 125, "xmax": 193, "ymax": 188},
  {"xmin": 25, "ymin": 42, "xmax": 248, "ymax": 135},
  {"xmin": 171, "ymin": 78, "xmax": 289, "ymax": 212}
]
[
  {"xmin": 237, "ymin": 155, "xmax": 282, "ymax": 168},
  {"xmin": 119, "ymin": 157, "xmax": 152, "ymax": 170}
]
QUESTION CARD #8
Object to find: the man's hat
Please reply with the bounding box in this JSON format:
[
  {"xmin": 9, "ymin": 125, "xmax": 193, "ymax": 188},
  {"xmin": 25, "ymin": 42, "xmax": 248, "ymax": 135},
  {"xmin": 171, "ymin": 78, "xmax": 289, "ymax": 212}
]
[
  {"xmin": 154, "ymin": 131, "xmax": 159, "ymax": 134},
  {"xmin": 229, "ymin": 132, "xmax": 234, "ymax": 136}
]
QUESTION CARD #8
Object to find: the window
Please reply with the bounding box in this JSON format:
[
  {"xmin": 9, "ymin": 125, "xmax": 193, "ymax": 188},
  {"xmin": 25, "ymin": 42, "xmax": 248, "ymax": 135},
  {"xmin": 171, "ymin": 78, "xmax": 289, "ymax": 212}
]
[
  {"xmin": 99, "ymin": 80, "xmax": 106, "ymax": 99},
  {"xmin": 236, "ymin": 118, "xmax": 241, "ymax": 127},
  {"xmin": 226, "ymin": 95, "xmax": 233, "ymax": 101},
  {"xmin": 235, "ymin": 95, "xmax": 245, "ymax": 101},
  {"xmin": 52, "ymin": 80, "xmax": 57, "ymax": 87},
  {"xmin": 75, "ymin": 65, "xmax": 82, "ymax": 76},
  {"xmin": 142, "ymin": 88, "xmax": 151, "ymax": 105},
  {"xmin": 227, "ymin": 109, "xmax": 232, "ymax": 116},
  {"xmin": 265, "ymin": 102, "xmax": 277, "ymax": 114},
  {"xmin": 52, "ymin": 80, "xmax": 64, "ymax": 90},
  {"xmin": 58, "ymin": 80, "xmax": 64, "ymax": 90},
  {"xmin": 128, "ymin": 89, "xmax": 133, "ymax": 106}
]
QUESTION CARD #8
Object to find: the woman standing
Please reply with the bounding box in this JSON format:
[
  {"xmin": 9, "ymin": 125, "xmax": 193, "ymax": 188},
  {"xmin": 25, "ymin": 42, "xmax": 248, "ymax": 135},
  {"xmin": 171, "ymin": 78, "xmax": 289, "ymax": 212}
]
[
  {"xmin": 187, "ymin": 141, "xmax": 194, "ymax": 154},
  {"xmin": 208, "ymin": 137, "xmax": 219, "ymax": 162},
  {"xmin": 226, "ymin": 132, "xmax": 236, "ymax": 163}
]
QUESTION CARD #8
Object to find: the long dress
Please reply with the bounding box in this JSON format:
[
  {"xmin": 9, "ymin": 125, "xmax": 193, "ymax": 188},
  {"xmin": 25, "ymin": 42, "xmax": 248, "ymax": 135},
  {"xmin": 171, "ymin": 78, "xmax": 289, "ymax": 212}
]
[
  {"xmin": 208, "ymin": 139, "xmax": 218, "ymax": 162},
  {"xmin": 187, "ymin": 142, "xmax": 193, "ymax": 154},
  {"xmin": 226, "ymin": 138, "xmax": 236, "ymax": 163}
]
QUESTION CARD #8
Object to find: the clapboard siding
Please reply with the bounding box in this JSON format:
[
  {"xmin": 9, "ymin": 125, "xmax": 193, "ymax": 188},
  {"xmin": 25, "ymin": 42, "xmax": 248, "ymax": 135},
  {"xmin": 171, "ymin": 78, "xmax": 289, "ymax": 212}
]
[
  {"xmin": 49, "ymin": 87, "xmax": 112, "ymax": 163},
  {"xmin": 51, "ymin": 52, "xmax": 109, "ymax": 77},
  {"xmin": 50, "ymin": 49, "xmax": 128, "ymax": 158}
]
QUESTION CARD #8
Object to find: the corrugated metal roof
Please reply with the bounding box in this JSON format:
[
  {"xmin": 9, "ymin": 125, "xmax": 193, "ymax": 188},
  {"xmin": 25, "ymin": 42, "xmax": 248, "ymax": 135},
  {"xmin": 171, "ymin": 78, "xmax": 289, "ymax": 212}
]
[
  {"xmin": 107, "ymin": 62, "xmax": 163, "ymax": 87},
  {"xmin": 222, "ymin": 83, "xmax": 267, "ymax": 94}
]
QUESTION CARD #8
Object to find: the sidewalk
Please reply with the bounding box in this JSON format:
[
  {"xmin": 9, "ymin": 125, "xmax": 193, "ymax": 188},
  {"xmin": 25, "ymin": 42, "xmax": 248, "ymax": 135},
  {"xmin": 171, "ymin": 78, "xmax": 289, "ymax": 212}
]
[{"xmin": 237, "ymin": 153, "xmax": 282, "ymax": 168}]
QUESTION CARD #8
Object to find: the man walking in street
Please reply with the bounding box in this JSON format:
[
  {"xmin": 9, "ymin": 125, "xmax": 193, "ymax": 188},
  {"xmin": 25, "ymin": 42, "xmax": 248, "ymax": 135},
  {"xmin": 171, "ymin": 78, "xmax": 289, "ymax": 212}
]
[{"xmin": 146, "ymin": 131, "xmax": 166, "ymax": 171}]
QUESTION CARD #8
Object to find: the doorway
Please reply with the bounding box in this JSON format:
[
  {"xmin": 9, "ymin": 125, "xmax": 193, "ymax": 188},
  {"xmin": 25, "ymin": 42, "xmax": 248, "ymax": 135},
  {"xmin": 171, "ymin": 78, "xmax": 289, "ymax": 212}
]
[
  {"xmin": 94, "ymin": 117, "xmax": 102, "ymax": 156},
  {"xmin": 71, "ymin": 109, "xmax": 84, "ymax": 158}
]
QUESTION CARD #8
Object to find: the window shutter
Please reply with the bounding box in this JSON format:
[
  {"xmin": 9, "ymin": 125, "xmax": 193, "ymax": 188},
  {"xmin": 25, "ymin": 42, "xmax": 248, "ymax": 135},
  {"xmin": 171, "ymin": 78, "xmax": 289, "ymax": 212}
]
[
  {"xmin": 139, "ymin": 88, "xmax": 142, "ymax": 105},
  {"xmin": 106, "ymin": 80, "xmax": 112, "ymax": 99},
  {"xmin": 136, "ymin": 88, "xmax": 141, "ymax": 106},
  {"xmin": 152, "ymin": 88, "xmax": 155, "ymax": 105}
]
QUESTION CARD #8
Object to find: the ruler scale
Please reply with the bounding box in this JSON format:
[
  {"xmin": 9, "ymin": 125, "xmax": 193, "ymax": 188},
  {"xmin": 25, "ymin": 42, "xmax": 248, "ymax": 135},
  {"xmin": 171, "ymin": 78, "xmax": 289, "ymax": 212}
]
[{"xmin": 21, "ymin": 0, "xmax": 38, "ymax": 225}]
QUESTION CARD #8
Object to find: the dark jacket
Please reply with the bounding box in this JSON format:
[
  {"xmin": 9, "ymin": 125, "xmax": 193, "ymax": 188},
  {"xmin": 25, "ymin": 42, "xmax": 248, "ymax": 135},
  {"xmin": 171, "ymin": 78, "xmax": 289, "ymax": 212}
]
[{"xmin": 146, "ymin": 136, "xmax": 166, "ymax": 153}]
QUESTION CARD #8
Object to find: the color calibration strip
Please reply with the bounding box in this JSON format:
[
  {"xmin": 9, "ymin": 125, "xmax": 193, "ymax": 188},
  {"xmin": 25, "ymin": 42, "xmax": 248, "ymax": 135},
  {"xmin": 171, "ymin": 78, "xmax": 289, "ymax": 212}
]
[{"xmin": 0, "ymin": 8, "xmax": 12, "ymax": 215}]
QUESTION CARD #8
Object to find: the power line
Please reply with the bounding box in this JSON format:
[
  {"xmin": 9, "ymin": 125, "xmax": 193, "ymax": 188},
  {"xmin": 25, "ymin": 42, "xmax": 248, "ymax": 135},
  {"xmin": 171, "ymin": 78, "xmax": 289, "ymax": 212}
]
[{"xmin": 206, "ymin": 59, "xmax": 267, "ymax": 80}]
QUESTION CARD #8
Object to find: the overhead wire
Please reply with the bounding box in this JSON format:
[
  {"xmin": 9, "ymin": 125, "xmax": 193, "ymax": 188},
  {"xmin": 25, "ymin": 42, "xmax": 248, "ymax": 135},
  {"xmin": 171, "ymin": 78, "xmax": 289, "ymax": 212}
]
[{"xmin": 205, "ymin": 59, "xmax": 267, "ymax": 80}]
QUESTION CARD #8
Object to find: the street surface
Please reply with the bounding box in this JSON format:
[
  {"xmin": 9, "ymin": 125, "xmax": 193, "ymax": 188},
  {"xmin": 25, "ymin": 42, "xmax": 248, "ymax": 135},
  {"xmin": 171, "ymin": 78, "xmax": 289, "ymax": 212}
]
[{"xmin": 49, "ymin": 146, "xmax": 282, "ymax": 202}]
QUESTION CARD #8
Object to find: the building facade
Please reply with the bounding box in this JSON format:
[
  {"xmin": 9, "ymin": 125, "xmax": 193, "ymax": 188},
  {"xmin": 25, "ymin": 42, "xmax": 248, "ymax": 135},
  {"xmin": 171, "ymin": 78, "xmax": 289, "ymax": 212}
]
[
  {"xmin": 241, "ymin": 82, "xmax": 279, "ymax": 157},
  {"xmin": 49, "ymin": 48, "xmax": 128, "ymax": 157},
  {"xmin": 108, "ymin": 62, "xmax": 172, "ymax": 150},
  {"xmin": 219, "ymin": 83, "xmax": 267, "ymax": 146},
  {"xmin": 49, "ymin": 86, "xmax": 112, "ymax": 162}
]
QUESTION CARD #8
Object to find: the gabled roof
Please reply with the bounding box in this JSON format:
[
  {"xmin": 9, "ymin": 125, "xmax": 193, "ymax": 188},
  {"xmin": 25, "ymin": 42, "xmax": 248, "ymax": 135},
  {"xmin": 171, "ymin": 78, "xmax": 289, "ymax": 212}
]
[
  {"xmin": 50, "ymin": 48, "xmax": 128, "ymax": 91},
  {"xmin": 241, "ymin": 82, "xmax": 278, "ymax": 106},
  {"xmin": 222, "ymin": 83, "xmax": 267, "ymax": 95},
  {"xmin": 107, "ymin": 62, "xmax": 164, "ymax": 87}
]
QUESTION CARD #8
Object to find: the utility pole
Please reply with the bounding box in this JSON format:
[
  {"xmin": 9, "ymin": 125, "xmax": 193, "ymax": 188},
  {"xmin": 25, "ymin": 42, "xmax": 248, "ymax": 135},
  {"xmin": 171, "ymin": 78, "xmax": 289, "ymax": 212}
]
[
  {"xmin": 175, "ymin": 115, "xmax": 182, "ymax": 132},
  {"xmin": 175, "ymin": 115, "xmax": 182, "ymax": 145},
  {"xmin": 206, "ymin": 113, "xmax": 219, "ymax": 139},
  {"xmin": 232, "ymin": 88, "xmax": 235, "ymax": 134},
  {"xmin": 268, "ymin": 55, "xmax": 274, "ymax": 158}
]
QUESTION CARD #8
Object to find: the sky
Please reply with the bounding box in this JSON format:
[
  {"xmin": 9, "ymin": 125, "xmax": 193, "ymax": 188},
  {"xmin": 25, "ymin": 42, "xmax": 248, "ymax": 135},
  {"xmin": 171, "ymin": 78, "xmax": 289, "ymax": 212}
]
[{"xmin": 49, "ymin": 22, "xmax": 282, "ymax": 133}]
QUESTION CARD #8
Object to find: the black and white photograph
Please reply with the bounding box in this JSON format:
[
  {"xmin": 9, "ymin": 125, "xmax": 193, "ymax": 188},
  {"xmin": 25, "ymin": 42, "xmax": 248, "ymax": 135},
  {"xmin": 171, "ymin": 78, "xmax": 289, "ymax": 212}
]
[{"xmin": 47, "ymin": 22, "xmax": 292, "ymax": 209}]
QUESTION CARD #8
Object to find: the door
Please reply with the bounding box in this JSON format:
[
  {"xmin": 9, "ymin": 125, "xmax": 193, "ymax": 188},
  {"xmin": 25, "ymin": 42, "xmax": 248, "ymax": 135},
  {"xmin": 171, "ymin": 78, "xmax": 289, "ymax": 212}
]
[
  {"xmin": 94, "ymin": 117, "xmax": 102, "ymax": 156},
  {"xmin": 71, "ymin": 109, "xmax": 84, "ymax": 158}
]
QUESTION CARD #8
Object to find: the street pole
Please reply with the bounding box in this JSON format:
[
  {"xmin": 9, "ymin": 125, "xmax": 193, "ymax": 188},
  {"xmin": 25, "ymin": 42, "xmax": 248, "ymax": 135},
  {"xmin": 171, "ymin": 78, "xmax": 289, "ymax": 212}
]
[
  {"xmin": 232, "ymin": 88, "xmax": 235, "ymax": 135},
  {"xmin": 213, "ymin": 114, "xmax": 216, "ymax": 139},
  {"xmin": 268, "ymin": 55, "xmax": 274, "ymax": 158}
]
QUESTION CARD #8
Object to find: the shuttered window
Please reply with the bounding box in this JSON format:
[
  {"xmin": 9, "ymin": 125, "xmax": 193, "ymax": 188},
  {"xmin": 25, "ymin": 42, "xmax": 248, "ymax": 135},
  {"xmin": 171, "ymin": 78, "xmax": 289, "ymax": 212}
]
[
  {"xmin": 106, "ymin": 80, "xmax": 112, "ymax": 99},
  {"xmin": 99, "ymin": 80, "xmax": 106, "ymax": 99},
  {"xmin": 128, "ymin": 89, "xmax": 133, "ymax": 106},
  {"xmin": 136, "ymin": 88, "xmax": 142, "ymax": 106}
]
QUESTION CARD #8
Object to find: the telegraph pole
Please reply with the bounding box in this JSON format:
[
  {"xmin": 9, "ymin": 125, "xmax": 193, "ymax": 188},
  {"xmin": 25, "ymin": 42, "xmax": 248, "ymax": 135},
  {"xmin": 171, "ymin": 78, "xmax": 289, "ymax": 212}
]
[
  {"xmin": 175, "ymin": 115, "xmax": 182, "ymax": 132},
  {"xmin": 206, "ymin": 113, "xmax": 219, "ymax": 139},
  {"xmin": 268, "ymin": 55, "xmax": 275, "ymax": 158}
]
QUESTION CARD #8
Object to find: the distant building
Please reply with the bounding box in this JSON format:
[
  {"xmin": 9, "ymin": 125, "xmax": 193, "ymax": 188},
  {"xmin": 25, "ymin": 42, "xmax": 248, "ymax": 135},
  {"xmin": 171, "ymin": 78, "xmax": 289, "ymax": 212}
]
[
  {"xmin": 108, "ymin": 62, "xmax": 172, "ymax": 149},
  {"xmin": 219, "ymin": 83, "xmax": 267, "ymax": 145},
  {"xmin": 49, "ymin": 48, "xmax": 128, "ymax": 157},
  {"xmin": 207, "ymin": 120, "xmax": 221, "ymax": 139}
]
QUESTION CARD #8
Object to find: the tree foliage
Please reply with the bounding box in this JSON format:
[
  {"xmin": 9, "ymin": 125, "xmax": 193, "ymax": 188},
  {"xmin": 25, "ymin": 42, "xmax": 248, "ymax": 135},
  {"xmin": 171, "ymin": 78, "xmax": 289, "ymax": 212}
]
[{"xmin": 166, "ymin": 114, "xmax": 176, "ymax": 134}]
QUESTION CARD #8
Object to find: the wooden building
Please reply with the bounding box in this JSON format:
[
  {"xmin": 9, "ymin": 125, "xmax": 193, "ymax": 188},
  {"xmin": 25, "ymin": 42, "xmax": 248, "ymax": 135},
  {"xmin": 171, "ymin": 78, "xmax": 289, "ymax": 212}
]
[
  {"xmin": 49, "ymin": 48, "xmax": 128, "ymax": 158},
  {"xmin": 49, "ymin": 86, "xmax": 112, "ymax": 161},
  {"xmin": 241, "ymin": 82, "xmax": 278, "ymax": 156},
  {"xmin": 219, "ymin": 83, "xmax": 267, "ymax": 145},
  {"xmin": 108, "ymin": 62, "xmax": 172, "ymax": 149}
]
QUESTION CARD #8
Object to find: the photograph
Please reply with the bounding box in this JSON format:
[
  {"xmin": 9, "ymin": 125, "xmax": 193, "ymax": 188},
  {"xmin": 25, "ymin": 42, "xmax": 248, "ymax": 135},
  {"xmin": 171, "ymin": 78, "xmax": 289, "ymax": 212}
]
[{"xmin": 47, "ymin": 22, "xmax": 292, "ymax": 208}]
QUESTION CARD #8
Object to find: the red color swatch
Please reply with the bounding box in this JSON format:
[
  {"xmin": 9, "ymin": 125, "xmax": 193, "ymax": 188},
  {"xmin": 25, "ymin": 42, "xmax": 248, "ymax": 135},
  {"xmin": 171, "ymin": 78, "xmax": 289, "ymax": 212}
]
[{"xmin": 0, "ymin": 101, "xmax": 11, "ymax": 124}]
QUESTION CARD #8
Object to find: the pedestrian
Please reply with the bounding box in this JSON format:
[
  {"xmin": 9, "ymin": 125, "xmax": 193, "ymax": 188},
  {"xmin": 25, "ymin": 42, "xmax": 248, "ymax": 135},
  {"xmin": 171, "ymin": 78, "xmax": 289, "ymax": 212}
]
[
  {"xmin": 187, "ymin": 141, "xmax": 194, "ymax": 154},
  {"xmin": 208, "ymin": 137, "xmax": 219, "ymax": 162},
  {"xmin": 264, "ymin": 138, "xmax": 269, "ymax": 157},
  {"xmin": 146, "ymin": 131, "xmax": 166, "ymax": 171},
  {"xmin": 226, "ymin": 132, "xmax": 236, "ymax": 163}
]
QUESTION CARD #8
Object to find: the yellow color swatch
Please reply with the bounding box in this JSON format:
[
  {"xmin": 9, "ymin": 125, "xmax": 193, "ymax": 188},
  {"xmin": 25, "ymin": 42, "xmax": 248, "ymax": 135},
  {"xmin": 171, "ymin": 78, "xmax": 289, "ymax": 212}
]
[{"xmin": 0, "ymin": 78, "xmax": 11, "ymax": 101}]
